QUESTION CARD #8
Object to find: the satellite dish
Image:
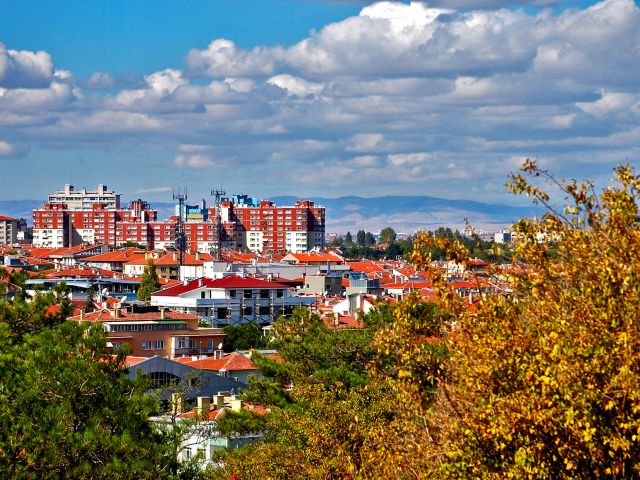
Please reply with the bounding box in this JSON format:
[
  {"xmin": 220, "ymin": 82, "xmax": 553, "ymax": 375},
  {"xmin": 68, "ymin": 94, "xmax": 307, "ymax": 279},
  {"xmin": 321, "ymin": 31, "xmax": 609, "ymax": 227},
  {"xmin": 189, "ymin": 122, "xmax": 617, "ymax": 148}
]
[{"xmin": 217, "ymin": 342, "xmax": 223, "ymax": 350}]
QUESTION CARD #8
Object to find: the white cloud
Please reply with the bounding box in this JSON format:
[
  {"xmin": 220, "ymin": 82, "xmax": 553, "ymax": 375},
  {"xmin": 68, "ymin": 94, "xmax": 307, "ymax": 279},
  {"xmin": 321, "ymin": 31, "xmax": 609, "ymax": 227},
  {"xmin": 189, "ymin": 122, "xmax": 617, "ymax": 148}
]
[
  {"xmin": 0, "ymin": 140, "xmax": 27, "ymax": 158},
  {"xmin": 388, "ymin": 152, "xmax": 430, "ymax": 166},
  {"xmin": 346, "ymin": 133, "xmax": 385, "ymax": 152},
  {"xmin": 0, "ymin": 43, "xmax": 54, "ymax": 88},
  {"xmin": 1, "ymin": 0, "xmax": 640, "ymax": 202},
  {"xmin": 186, "ymin": 39, "xmax": 282, "ymax": 77},
  {"xmin": 267, "ymin": 74, "xmax": 324, "ymax": 97},
  {"xmin": 135, "ymin": 186, "xmax": 172, "ymax": 194},
  {"xmin": 173, "ymin": 154, "xmax": 216, "ymax": 169}
]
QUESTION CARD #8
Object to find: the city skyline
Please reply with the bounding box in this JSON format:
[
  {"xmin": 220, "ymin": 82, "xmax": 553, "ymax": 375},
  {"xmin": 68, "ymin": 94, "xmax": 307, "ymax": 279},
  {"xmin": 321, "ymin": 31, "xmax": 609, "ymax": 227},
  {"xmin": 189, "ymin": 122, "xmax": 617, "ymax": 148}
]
[{"xmin": 1, "ymin": 0, "xmax": 638, "ymax": 204}]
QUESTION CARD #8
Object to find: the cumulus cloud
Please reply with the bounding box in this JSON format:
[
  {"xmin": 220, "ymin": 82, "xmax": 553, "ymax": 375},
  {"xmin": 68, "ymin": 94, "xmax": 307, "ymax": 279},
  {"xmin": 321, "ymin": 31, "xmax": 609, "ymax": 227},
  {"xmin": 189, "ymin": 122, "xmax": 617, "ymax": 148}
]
[
  {"xmin": 0, "ymin": 43, "xmax": 54, "ymax": 88},
  {"xmin": 186, "ymin": 39, "xmax": 283, "ymax": 77},
  {"xmin": 2, "ymin": 0, "xmax": 640, "ymax": 203},
  {"xmin": 173, "ymin": 154, "xmax": 216, "ymax": 169}
]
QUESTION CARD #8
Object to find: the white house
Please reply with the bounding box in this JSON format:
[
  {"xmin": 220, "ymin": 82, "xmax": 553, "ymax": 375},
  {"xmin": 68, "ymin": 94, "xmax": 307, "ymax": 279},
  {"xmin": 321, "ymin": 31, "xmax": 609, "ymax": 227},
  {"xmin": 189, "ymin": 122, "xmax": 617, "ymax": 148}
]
[{"xmin": 150, "ymin": 275, "xmax": 315, "ymax": 326}]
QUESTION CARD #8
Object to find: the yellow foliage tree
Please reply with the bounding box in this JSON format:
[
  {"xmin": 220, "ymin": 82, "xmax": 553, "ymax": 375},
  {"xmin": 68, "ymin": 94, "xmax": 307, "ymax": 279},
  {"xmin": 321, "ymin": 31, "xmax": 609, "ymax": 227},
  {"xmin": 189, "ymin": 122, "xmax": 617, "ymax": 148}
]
[{"xmin": 399, "ymin": 161, "xmax": 640, "ymax": 478}]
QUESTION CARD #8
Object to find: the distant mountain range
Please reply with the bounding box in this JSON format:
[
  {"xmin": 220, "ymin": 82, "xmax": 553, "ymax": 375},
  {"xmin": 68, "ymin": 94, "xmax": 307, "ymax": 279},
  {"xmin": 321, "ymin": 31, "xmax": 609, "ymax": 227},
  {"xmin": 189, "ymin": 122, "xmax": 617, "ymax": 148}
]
[{"xmin": 0, "ymin": 196, "xmax": 540, "ymax": 234}]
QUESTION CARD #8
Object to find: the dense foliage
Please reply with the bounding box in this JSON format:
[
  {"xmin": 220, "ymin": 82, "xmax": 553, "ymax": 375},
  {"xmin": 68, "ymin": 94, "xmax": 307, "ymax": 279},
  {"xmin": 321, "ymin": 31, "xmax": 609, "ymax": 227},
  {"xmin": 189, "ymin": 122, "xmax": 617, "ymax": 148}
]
[
  {"xmin": 0, "ymin": 285, "xmax": 167, "ymax": 479},
  {"xmin": 222, "ymin": 322, "xmax": 268, "ymax": 353}
]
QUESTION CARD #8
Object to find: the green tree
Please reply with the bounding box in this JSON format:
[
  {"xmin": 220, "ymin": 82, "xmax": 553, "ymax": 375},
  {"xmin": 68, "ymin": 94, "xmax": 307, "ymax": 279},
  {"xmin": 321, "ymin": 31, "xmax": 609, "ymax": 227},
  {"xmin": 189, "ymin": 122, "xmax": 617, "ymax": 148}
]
[
  {"xmin": 85, "ymin": 284, "xmax": 96, "ymax": 312},
  {"xmin": 138, "ymin": 259, "xmax": 161, "ymax": 303},
  {"xmin": 344, "ymin": 231, "xmax": 353, "ymax": 243},
  {"xmin": 0, "ymin": 284, "xmax": 167, "ymax": 479},
  {"xmin": 215, "ymin": 304, "xmax": 449, "ymax": 479},
  {"xmin": 364, "ymin": 231, "xmax": 376, "ymax": 246},
  {"xmin": 222, "ymin": 322, "xmax": 268, "ymax": 352},
  {"xmin": 356, "ymin": 229, "xmax": 366, "ymax": 246},
  {"xmin": 378, "ymin": 226, "xmax": 397, "ymax": 244}
]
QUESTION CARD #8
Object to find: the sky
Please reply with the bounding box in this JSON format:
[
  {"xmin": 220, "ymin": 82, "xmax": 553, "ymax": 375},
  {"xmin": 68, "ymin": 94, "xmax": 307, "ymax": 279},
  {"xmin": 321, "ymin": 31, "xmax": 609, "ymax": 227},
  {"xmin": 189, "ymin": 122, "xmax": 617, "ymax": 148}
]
[{"xmin": 0, "ymin": 0, "xmax": 639, "ymax": 205}]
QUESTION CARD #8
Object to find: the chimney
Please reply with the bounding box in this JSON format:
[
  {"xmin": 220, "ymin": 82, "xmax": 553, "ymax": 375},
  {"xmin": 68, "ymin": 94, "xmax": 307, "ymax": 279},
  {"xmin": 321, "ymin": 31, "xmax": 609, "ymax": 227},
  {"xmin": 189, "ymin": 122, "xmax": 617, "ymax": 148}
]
[
  {"xmin": 171, "ymin": 393, "xmax": 184, "ymax": 414},
  {"xmin": 172, "ymin": 252, "xmax": 177, "ymax": 261},
  {"xmin": 145, "ymin": 251, "xmax": 152, "ymax": 260},
  {"xmin": 196, "ymin": 396, "xmax": 211, "ymax": 416},
  {"xmin": 231, "ymin": 399, "xmax": 244, "ymax": 412},
  {"xmin": 110, "ymin": 308, "xmax": 121, "ymax": 318},
  {"xmin": 159, "ymin": 307, "xmax": 166, "ymax": 320},
  {"xmin": 195, "ymin": 251, "xmax": 200, "ymax": 261},
  {"xmin": 212, "ymin": 394, "xmax": 225, "ymax": 408},
  {"xmin": 79, "ymin": 307, "xmax": 85, "ymax": 321}
]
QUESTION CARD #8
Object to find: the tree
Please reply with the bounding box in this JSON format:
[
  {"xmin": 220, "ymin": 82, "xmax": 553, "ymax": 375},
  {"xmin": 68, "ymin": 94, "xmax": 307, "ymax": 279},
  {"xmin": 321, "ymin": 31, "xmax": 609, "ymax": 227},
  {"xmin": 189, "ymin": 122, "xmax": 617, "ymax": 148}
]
[
  {"xmin": 364, "ymin": 231, "xmax": 376, "ymax": 246},
  {"xmin": 400, "ymin": 161, "xmax": 640, "ymax": 478},
  {"xmin": 356, "ymin": 229, "xmax": 366, "ymax": 246},
  {"xmin": 222, "ymin": 322, "xmax": 268, "ymax": 352},
  {"xmin": 0, "ymin": 284, "xmax": 167, "ymax": 479},
  {"xmin": 344, "ymin": 231, "xmax": 353, "ymax": 243},
  {"xmin": 138, "ymin": 259, "xmax": 161, "ymax": 303},
  {"xmin": 378, "ymin": 226, "xmax": 397, "ymax": 244},
  {"xmin": 85, "ymin": 284, "xmax": 96, "ymax": 312},
  {"xmin": 214, "ymin": 304, "xmax": 449, "ymax": 479}
]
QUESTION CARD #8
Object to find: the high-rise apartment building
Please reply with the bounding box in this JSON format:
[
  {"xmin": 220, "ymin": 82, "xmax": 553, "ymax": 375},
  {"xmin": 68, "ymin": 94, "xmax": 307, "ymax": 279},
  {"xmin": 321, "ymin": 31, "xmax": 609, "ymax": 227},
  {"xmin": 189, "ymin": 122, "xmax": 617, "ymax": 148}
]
[
  {"xmin": 32, "ymin": 186, "xmax": 325, "ymax": 253},
  {"xmin": 47, "ymin": 184, "xmax": 121, "ymax": 210},
  {"xmin": 0, "ymin": 216, "xmax": 18, "ymax": 245}
]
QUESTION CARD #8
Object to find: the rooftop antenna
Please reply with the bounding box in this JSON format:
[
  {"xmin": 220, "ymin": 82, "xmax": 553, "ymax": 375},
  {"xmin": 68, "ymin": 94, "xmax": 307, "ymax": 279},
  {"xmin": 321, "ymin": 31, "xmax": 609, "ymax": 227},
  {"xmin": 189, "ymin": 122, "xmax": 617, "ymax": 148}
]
[
  {"xmin": 211, "ymin": 188, "xmax": 226, "ymax": 261},
  {"xmin": 173, "ymin": 188, "xmax": 188, "ymax": 268}
]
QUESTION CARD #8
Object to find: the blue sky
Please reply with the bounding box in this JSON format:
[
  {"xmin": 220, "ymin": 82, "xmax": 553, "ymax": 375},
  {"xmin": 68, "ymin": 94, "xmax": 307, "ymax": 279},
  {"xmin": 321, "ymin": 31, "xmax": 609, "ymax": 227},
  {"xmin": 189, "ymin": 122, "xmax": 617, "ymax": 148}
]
[{"xmin": 0, "ymin": 0, "xmax": 638, "ymax": 206}]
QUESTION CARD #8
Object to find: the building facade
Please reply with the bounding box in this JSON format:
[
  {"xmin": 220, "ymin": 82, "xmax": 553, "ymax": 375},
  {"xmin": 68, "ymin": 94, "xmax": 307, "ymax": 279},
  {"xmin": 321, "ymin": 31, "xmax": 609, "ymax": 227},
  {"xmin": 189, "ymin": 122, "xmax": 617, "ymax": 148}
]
[
  {"xmin": 150, "ymin": 275, "xmax": 316, "ymax": 326},
  {"xmin": 33, "ymin": 186, "xmax": 325, "ymax": 253},
  {"xmin": 0, "ymin": 216, "xmax": 18, "ymax": 245}
]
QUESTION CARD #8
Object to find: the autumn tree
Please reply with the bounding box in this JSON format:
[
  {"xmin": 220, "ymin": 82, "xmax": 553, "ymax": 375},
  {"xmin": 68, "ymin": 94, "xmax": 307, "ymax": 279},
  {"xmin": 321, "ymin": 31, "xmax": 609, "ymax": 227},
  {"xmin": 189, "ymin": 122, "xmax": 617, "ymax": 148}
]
[
  {"xmin": 138, "ymin": 259, "xmax": 161, "ymax": 303},
  {"xmin": 396, "ymin": 161, "xmax": 640, "ymax": 478}
]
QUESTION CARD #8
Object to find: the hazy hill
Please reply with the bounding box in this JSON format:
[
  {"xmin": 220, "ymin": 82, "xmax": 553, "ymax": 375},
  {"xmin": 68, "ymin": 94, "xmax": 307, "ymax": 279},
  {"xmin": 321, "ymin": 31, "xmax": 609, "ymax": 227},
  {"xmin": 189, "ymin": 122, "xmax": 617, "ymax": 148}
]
[{"xmin": 0, "ymin": 196, "xmax": 538, "ymax": 234}]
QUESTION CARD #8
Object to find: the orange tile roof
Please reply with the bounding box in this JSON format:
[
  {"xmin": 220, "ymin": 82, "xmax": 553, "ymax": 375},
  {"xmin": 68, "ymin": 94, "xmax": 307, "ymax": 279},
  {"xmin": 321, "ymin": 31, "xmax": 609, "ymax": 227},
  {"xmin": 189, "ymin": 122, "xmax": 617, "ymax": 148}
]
[
  {"xmin": 46, "ymin": 267, "xmax": 117, "ymax": 279},
  {"xmin": 122, "ymin": 356, "xmax": 148, "ymax": 367},
  {"xmin": 348, "ymin": 261, "xmax": 389, "ymax": 275},
  {"xmin": 84, "ymin": 248, "xmax": 146, "ymax": 263},
  {"xmin": 186, "ymin": 351, "xmax": 257, "ymax": 371},
  {"xmin": 69, "ymin": 309, "xmax": 200, "ymax": 322}
]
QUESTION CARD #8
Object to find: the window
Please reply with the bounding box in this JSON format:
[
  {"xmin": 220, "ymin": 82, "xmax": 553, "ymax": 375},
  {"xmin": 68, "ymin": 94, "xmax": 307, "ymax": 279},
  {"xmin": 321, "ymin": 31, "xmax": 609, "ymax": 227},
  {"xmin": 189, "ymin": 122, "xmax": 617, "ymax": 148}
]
[
  {"xmin": 276, "ymin": 289, "xmax": 284, "ymax": 298},
  {"xmin": 242, "ymin": 306, "xmax": 253, "ymax": 316},
  {"xmin": 243, "ymin": 289, "xmax": 252, "ymax": 299},
  {"xmin": 259, "ymin": 306, "xmax": 270, "ymax": 316},
  {"xmin": 154, "ymin": 340, "xmax": 164, "ymax": 349},
  {"xmin": 217, "ymin": 307, "xmax": 229, "ymax": 319},
  {"xmin": 142, "ymin": 341, "xmax": 152, "ymax": 350},
  {"xmin": 201, "ymin": 291, "xmax": 206, "ymax": 299},
  {"xmin": 229, "ymin": 290, "xmax": 236, "ymax": 299},
  {"xmin": 259, "ymin": 289, "xmax": 269, "ymax": 299}
]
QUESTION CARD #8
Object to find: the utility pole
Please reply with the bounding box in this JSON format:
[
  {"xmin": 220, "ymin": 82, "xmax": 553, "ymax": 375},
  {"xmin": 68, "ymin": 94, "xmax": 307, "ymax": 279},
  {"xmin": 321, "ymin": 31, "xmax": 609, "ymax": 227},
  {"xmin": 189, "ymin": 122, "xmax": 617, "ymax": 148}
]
[
  {"xmin": 210, "ymin": 188, "xmax": 226, "ymax": 261},
  {"xmin": 173, "ymin": 188, "xmax": 188, "ymax": 268}
]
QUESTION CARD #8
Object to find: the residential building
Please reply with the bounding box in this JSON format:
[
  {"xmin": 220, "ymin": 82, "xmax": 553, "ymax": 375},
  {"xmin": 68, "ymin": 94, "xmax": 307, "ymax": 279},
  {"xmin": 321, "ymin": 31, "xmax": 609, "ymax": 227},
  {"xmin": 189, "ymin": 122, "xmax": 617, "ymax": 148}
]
[
  {"xmin": 33, "ymin": 186, "xmax": 325, "ymax": 254},
  {"xmin": 69, "ymin": 306, "xmax": 226, "ymax": 358},
  {"xmin": 150, "ymin": 275, "xmax": 316, "ymax": 326},
  {"xmin": 47, "ymin": 184, "xmax": 121, "ymax": 210},
  {"xmin": 0, "ymin": 216, "xmax": 18, "ymax": 245}
]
